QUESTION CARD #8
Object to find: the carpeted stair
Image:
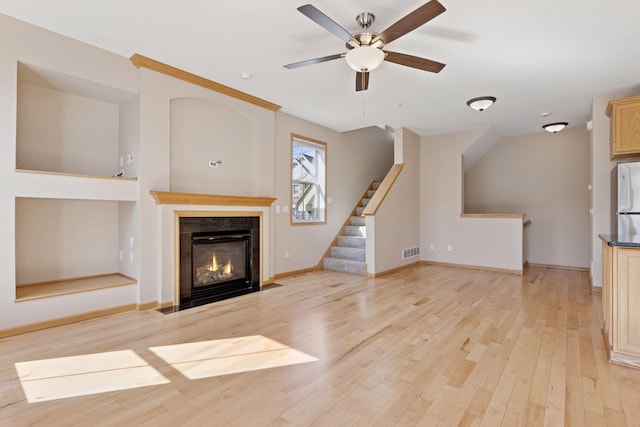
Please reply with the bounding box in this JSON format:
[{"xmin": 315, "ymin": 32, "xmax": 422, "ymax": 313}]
[{"xmin": 323, "ymin": 182, "xmax": 379, "ymax": 275}]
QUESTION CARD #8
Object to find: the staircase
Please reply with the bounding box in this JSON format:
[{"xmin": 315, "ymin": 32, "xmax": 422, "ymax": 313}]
[{"xmin": 322, "ymin": 181, "xmax": 380, "ymax": 275}]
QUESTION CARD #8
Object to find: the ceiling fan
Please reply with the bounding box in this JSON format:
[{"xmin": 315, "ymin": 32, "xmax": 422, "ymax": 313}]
[{"xmin": 284, "ymin": 0, "xmax": 447, "ymax": 91}]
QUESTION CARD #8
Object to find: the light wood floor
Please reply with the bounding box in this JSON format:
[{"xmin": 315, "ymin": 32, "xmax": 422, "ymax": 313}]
[{"xmin": 1, "ymin": 264, "xmax": 639, "ymax": 426}]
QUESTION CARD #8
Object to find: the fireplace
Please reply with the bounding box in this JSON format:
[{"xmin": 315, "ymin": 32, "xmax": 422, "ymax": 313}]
[{"xmin": 179, "ymin": 216, "xmax": 259, "ymax": 308}]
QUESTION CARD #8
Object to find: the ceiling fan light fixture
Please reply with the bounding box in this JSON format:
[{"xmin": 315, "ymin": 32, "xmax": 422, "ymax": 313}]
[
  {"xmin": 542, "ymin": 122, "xmax": 568, "ymax": 133},
  {"xmin": 466, "ymin": 96, "xmax": 496, "ymax": 112},
  {"xmin": 345, "ymin": 46, "xmax": 385, "ymax": 72}
]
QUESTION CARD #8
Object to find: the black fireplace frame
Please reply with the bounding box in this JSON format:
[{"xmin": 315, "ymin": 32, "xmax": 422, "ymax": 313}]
[{"xmin": 179, "ymin": 216, "xmax": 260, "ymax": 308}]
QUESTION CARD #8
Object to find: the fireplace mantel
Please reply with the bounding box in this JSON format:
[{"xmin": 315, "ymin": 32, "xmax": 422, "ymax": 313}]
[{"xmin": 150, "ymin": 191, "xmax": 276, "ymax": 207}]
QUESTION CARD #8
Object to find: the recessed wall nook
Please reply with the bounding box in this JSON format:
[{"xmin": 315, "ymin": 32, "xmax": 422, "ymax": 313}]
[{"xmin": 14, "ymin": 61, "xmax": 140, "ymax": 303}]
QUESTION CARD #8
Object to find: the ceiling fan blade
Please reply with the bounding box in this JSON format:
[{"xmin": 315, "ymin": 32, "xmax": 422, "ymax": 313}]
[
  {"xmin": 356, "ymin": 71, "xmax": 369, "ymax": 91},
  {"xmin": 373, "ymin": 0, "xmax": 446, "ymax": 46},
  {"xmin": 384, "ymin": 51, "xmax": 445, "ymax": 73},
  {"xmin": 284, "ymin": 53, "xmax": 345, "ymax": 69},
  {"xmin": 297, "ymin": 4, "xmax": 356, "ymax": 44}
]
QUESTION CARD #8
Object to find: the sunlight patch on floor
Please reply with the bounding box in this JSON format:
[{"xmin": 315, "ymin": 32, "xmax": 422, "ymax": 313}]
[
  {"xmin": 149, "ymin": 335, "xmax": 318, "ymax": 380},
  {"xmin": 15, "ymin": 350, "xmax": 170, "ymax": 403}
]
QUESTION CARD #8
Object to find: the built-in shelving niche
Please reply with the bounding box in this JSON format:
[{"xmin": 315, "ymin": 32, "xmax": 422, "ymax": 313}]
[
  {"xmin": 14, "ymin": 63, "xmax": 139, "ymax": 301},
  {"xmin": 15, "ymin": 198, "xmax": 138, "ymax": 301},
  {"xmin": 16, "ymin": 61, "xmax": 138, "ymax": 180}
]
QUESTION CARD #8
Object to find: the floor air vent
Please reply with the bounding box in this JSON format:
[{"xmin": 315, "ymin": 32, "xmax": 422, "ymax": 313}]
[{"xmin": 402, "ymin": 246, "xmax": 420, "ymax": 259}]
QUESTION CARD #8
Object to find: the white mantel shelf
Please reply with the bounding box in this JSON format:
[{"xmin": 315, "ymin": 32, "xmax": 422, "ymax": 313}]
[{"xmin": 149, "ymin": 191, "xmax": 276, "ymax": 207}]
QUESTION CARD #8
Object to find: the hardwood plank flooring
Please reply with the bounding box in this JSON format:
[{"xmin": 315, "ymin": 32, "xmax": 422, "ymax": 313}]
[{"xmin": 1, "ymin": 264, "xmax": 639, "ymax": 426}]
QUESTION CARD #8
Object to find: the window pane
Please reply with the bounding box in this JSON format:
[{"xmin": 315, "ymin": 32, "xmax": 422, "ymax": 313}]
[
  {"xmin": 292, "ymin": 145, "xmax": 316, "ymax": 182},
  {"xmin": 291, "ymin": 137, "xmax": 325, "ymax": 223},
  {"xmin": 292, "ymin": 183, "xmax": 318, "ymax": 220}
]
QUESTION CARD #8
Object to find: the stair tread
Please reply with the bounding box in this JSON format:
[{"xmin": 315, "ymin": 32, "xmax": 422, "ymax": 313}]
[
  {"xmin": 331, "ymin": 246, "xmax": 365, "ymax": 261},
  {"xmin": 324, "ymin": 257, "xmax": 365, "ymax": 263},
  {"xmin": 344, "ymin": 225, "xmax": 365, "ymax": 237},
  {"xmin": 323, "ymin": 257, "xmax": 366, "ymax": 275}
]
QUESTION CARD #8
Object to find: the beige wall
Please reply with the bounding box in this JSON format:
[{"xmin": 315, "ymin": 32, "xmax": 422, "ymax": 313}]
[
  {"xmin": 421, "ymin": 129, "xmax": 523, "ymax": 272},
  {"xmin": 169, "ymin": 97, "xmax": 259, "ymax": 195},
  {"xmin": 464, "ymin": 128, "xmax": 590, "ymax": 268},
  {"xmin": 15, "ymin": 198, "xmax": 120, "ymax": 284},
  {"xmin": 17, "ymin": 82, "xmax": 120, "ymax": 176},
  {"xmin": 274, "ymin": 113, "xmax": 393, "ymax": 274},
  {"xmin": 366, "ymin": 128, "xmax": 421, "ymax": 274}
]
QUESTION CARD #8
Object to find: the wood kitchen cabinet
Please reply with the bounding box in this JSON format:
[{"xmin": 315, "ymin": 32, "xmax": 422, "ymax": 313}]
[
  {"xmin": 613, "ymin": 247, "xmax": 640, "ymax": 356},
  {"xmin": 606, "ymin": 95, "xmax": 640, "ymax": 160},
  {"xmin": 602, "ymin": 242, "xmax": 612, "ymax": 348},
  {"xmin": 601, "ymin": 238, "xmax": 640, "ymax": 367}
]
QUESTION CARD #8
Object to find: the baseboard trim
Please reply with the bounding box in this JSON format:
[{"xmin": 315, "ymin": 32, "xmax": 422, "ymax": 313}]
[
  {"xmin": 421, "ymin": 260, "xmax": 523, "ymax": 275},
  {"xmin": 137, "ymin": 301, "xmax": 158, "ymax": 311},
  {"xmin": 366, "ymin": 261, "xmax": 421, "ymax": 278},
  {"xmin": 525, "ymin": 263, "xmax": 589, "ymax": 272},
  {"xmin": 274, "ymin": 266, "xmax": 320, "ymax": 280},
  {"xmin": 262, "ymin": 276, "xmax": 277, "ymax": 286},
  {"xmin": 0, "ymin": 303, "xmax": 137, "ymax": 338}
]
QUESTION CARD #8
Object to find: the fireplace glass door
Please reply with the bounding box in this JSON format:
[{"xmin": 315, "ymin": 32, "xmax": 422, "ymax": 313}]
[{"xmin": 191, "ymin": 232, "xmax": 251, "ymax": 290}]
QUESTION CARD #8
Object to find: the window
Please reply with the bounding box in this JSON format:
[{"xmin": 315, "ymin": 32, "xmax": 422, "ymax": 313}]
[{"xmin": 291, "ymin": 135, "xmax": 326, "ymax": 224}]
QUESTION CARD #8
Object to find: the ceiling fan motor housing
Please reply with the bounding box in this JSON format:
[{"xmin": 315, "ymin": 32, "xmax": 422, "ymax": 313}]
[
  {"xmin": 346, "ymin": 32, "xmax": 382, "ymax": 50},
  {"xmin": 356, "ymin": 12, "xmax": 375, "ymax": 29}
]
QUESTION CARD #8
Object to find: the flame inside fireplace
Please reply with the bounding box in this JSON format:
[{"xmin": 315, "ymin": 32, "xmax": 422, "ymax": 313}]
[
  {"xmin": 207, "ymin": 254, "xmax": 233, "ymax": 276},
  {"xmin": 197, "ymin": 253, "xmax": 235, "ymax": 286}
]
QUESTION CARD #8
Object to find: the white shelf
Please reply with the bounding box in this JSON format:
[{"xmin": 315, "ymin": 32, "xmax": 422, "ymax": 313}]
[{"xmin": 14, "ymin": 169, "xmax": 138, "ymax": 201}]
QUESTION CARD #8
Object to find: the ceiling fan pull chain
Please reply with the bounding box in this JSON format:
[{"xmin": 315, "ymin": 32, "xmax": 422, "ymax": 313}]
[{"xmin": 361, "ymin": 90, "xmax": 366, "ymax": 117}]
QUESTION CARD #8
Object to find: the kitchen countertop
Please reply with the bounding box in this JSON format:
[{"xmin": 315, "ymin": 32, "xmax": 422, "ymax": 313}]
[{"xmin": 599, "ymin": 234, "xmax": 640, "ymax": 247}]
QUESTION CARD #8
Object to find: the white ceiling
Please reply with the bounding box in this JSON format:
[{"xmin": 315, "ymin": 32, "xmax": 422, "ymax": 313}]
[{"xmin": 3, "ymin": 0, "xmax": 640, "ymax": 137}]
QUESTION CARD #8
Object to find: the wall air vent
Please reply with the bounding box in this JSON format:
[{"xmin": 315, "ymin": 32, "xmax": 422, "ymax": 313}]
[{"xmin": 402, "ymin": 246, "xmax": 420, "ymax": 259}]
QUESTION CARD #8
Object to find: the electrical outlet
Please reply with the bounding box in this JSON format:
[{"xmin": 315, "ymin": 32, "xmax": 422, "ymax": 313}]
[
  {"xmin": 275, "ymin": 205, "xmax": 281, "ymax": 214},
  {"xmin": 119, "ymin": 250, "xmax": 123, "ymax": 261},
  {"xmin": 208, "ymin": 160, "xmax": 221, "ymax": 168},
  {"xmin": 429, "ymin": 243, "xmax": 435, "ymax": 251},
  {"xmin": 129, "ymin": 236, "xmax": 134, "ymax": 247},
  {"xmin": 284, "ymin": 251, "xmax": 291, "ymax": 259},
  {"xmin": 129, "ymin": 252, "xmax": 134, "ymax": 263},
  {"xmin": 447, "ymin": 245, "xmax": 453, "ymax": 252},
  {"xmin": 119, "ymin": 157, "xmax": 124, "ymax": 167}
]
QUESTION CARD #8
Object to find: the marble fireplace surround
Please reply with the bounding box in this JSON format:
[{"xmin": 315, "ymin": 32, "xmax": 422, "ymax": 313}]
[{"xmin": 150, "ymin": 191, "xmax": 276, "ymax": 307}]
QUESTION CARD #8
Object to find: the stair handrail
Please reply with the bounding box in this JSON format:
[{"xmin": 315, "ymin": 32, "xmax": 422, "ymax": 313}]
[{"xmin": 361, "ymin": 164, "xmax": 404, "ymax": 216}]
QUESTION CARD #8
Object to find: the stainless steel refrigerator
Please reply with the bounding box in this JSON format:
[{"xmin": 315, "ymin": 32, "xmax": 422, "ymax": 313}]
[{"xmin": 615, "ymin": 161, "xmax": 640, "ymax": 235}]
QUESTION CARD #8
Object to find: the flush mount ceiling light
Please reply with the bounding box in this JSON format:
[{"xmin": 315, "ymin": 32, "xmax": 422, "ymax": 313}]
[
  {"xmin": 542, "ymin": 122, "xmax": 568, "ymax": 133},
  {"xmin": 345, "ymin": 46, "xmax": 385, "ymax": 72},
  {"xmin": 466, "ymin": 96, "xmax": 496, "ymax": 112}
]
